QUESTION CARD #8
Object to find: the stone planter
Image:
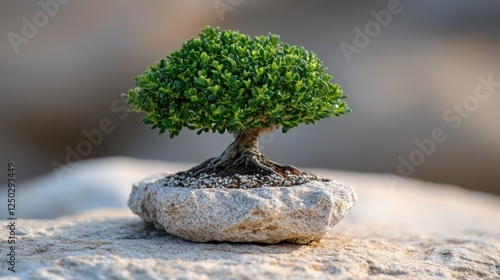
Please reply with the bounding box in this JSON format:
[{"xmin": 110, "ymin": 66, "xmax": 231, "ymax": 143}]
[{"xmin": 128, "ymin": 173, "xmax": 357, "ymax": 244}]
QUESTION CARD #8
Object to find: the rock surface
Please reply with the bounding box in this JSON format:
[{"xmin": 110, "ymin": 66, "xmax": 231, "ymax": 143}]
[
  {"xmin": 1, "ymin": 158, "xmax": 499, "ymax": 279},
  {"xmin": 128, "ymin": 173, "xmax": 357, "ymax": 244},
  {"xmin": 2, "ymin": 209, "xmax": 498, "ymax": 280}
]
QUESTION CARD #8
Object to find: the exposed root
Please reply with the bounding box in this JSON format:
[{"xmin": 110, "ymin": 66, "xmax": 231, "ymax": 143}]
[
  {"xmin": 264, "ymin": 158, "xmax": 302, "ymax": 174},
  {"xmin": 181, "ymin": 151, "xmax": 307, "ymax": 178},
  {"xmin": 179, "ymin": 127, "xmax": 313, "ymax": 179},
  {"xmin": 245, "ymin": 154, "xmax": 280, "ymax": 176}
]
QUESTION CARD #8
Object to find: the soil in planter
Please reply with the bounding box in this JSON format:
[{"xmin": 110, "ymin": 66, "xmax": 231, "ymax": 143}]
[{"xmin": 162, "ymin": 167, "xmax": 329, "ymax": 189}]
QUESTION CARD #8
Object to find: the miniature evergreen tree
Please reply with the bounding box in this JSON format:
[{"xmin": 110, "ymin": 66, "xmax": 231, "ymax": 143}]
[{"xmin": 123, "ymin": 26, "xmax": 350, "ymax": 178}]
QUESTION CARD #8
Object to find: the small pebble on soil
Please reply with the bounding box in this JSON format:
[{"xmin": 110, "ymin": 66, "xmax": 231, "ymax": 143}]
[{"xmin": 162, "ymin": 171, "xmax": 330, "ymax": 189}]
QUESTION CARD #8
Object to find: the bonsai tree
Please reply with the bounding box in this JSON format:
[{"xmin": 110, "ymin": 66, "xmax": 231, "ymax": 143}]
[{"xmin": 124, "ymin": 26, "xmax": 350, "ymax": 181}]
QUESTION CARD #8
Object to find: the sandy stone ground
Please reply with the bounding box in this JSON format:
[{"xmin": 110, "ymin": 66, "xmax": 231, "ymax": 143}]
[{"xmin": 0, "ymin": 158, "xmax": 498, "ymax": 279}]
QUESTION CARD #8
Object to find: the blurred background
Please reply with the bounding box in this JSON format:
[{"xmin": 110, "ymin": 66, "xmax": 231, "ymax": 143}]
[{"xmin": 1, "ymin": 0, "xmax": 499, "ymax": 196}]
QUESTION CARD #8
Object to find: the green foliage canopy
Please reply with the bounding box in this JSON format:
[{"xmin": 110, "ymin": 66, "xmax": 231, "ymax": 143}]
[{"xmin": 124, "ymin": 26, "xmax": 350, "ymax": 138}]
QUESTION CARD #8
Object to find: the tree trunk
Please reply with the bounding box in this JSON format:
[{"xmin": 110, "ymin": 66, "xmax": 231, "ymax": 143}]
[
  {"xmin": 183, "ymin": 125, "xmax": 300, "ymax": 177},
  {"xmin": 215, "ymin": 128, "xmax": 263, "ymax": 168}
]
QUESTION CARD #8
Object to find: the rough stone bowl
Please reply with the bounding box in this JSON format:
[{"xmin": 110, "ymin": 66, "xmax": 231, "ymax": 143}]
[{"xmin": 128, "ymin": 173, "xmax": 357, "ymax": 244}]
